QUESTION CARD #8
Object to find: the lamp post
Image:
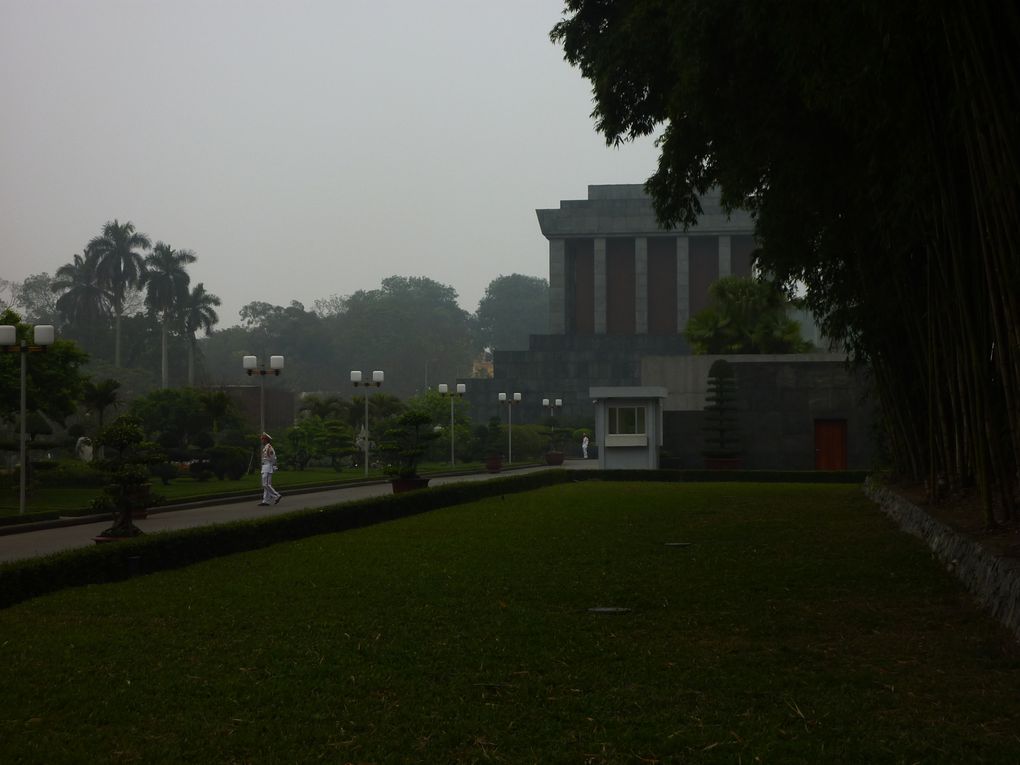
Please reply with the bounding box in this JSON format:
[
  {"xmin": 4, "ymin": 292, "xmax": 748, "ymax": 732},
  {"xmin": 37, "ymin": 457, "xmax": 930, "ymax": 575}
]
[
  {"xmin": 542, "ymin": 397, "xmax": 563, "ymax": 419},
  {"xmin": 243, "ymin": 354, "xmax": 284, "ymax": 435},
  {"xmin": 351, "ymin": 370, "xmax": 384, "ymax": 476},
  {"xmin": 498, "ymin": 392, "xmax": 521, "ymax": 464},
  {"xmin": 438, "ymin": 383, "xmax": 466, "ymax": 466},
  {"xmin": 1, "ymin": 324, "xmax": 55, "ymax": 514}
]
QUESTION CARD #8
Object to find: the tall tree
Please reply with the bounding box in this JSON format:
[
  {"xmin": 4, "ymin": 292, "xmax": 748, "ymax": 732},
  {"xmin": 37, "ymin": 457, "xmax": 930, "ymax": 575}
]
[
  {"xmin": 0, "ymin": 309, "xmax": 88, "ymax": 426},
  {"xmin": 143, "ymin": 242, "xmax": 196, "ymax": 387},
  {"xmin": 89, "ymin": 220, "xmax": 151, "ymax": 368},
  {"xmin": 552, "ymin": 1, "xmax": 1020, "ymax": 523},
  {"xmin": 52, "ymin": 249, "xmax": 110, "ymax": 351},
  {"xmin": 474, "ymin": 273, "xmax": 549, "ymax": 352},
  {"xmin": 14, "ymin": 273, "xmax": 59, "ymax": 325},
  {"xmin": 81, "ymin": 378, "xmax": 122, "ymax": 432},
  {"xmin": 181, "ymin": 283, "xmax": 221, "ymax": 386}
]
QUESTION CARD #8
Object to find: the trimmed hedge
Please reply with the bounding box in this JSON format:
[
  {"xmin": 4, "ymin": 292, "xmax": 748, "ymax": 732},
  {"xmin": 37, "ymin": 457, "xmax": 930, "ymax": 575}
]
[
  {"xmin": 0, "ymin": 470, "xmax": 573, "ymax": 609},
  {"xmin": 573, "ymin": 469, "xmax": 870, "ymax": 484}
]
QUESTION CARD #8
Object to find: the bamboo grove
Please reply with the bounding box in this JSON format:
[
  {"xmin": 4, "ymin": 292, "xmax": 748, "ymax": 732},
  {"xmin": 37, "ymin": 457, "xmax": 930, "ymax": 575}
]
[{"xmin": 554, "ymin": 1, "xmax": 1019, "ymax": 523}]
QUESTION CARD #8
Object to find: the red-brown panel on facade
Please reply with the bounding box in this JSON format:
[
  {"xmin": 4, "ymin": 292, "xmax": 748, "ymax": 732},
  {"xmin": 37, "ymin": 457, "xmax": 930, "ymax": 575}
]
[
  {"xmin": 647, "ymin": 237, "xmax": 678, "ymax": 335},
  {"xmin": 731, "ymin": 234, "xmax": 756, "ymax": 278},
  {"xmin": 689, "ymin": 236, "xmax": 719, "ymax": 316},
  {"xmin": 606, "ymin": 238, "xmax": 635, "ymax": 335},
  {"xmin": 568, "ymin": 239, "xmax": 594, "ymax": 335}
]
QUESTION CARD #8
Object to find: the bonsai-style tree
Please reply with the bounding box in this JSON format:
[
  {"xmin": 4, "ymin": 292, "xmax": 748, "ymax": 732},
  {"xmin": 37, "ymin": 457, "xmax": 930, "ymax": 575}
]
[
  {"xmin": 481, "ymin": 417, "xmax": 506, "ymax": 472},
  {"xmin": 542, "ymin": 416, "xmax": 570, "ymax": 465},
  {"xmin": 93, "ymin": 414, "xmax": 163, "ymax": 538},
  {"xmin": 380, "ymin": 410, "xmax": 440, "ymax": 479},
  {"xmin": 702, "ymin": 360, "xmax": 742, "ymax": 464}
]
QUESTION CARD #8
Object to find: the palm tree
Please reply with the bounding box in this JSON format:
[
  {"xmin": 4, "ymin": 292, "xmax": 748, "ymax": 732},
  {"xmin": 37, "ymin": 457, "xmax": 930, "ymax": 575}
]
[
  {"xmin": 81, "ymin": 378, "xmax": 122, "ymax": 432},
  {"xmin": 200, "ymin": 390, "xmax": 236, "ymax": 435},
  {"xmin": 181, "ymin": 283, "xmax": 221, "ymax": 386},
  {"xmin": 299, "ymin": 394, "xmax": 350, "ymax": 422},
  {"xmin": 143, "ymin": 242, "xmax": 196, "ymax": 387},
  {"xmin": 88, "ymin": 220, "xmax": 151, "ymax": 367},
  {"xmin": 52, "ymin": 249, "xmax": 110, "ymax": 348}
]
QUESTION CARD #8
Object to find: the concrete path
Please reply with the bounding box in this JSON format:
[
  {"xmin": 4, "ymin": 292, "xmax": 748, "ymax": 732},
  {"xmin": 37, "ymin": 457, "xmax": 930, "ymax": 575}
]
[{"xmin": 0, "ymin": 460, "xmax": 600, "ymax": 564}]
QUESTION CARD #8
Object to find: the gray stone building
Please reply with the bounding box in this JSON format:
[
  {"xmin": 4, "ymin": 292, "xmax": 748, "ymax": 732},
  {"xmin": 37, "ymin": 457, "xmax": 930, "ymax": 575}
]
[
  {"xmin": 460, "ymin": 184, "xmax": 874, "ymax": 469},
  {"xmin": 464, "ymin": 184, "xmax": 755, "ymax": 425}
]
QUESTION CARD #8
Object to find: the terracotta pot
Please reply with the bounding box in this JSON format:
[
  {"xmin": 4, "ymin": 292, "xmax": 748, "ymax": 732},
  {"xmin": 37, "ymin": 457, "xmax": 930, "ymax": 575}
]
[
  {"xmin": 391, "ymin": 476, "xmax": 430, "ymax": 494},
  {"xmin": 485, "ymin": 455, "xmax": 503, "ymax": 473},
  {"xmin": 544, "ymin": 451, "xmax": 565, "ymax": 466}
]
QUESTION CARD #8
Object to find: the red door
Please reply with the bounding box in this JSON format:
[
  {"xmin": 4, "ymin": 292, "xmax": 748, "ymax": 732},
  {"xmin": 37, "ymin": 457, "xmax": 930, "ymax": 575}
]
[{"xmin": 814, "ymin": 419, "xmax": 848, "ymax": 470}]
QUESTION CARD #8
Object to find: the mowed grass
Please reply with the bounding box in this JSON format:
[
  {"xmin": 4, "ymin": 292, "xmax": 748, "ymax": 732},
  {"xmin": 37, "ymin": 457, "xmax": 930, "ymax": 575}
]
[{"xmin": 1, "ymin": 482, "xmax": 1018, "ymax": 763}]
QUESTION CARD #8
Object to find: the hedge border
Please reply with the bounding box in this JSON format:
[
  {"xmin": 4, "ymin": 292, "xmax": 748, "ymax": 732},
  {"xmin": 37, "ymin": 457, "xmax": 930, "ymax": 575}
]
[
  {"xmin": 0, "ymin": 471, "xmax": 571, "ymax": 609},
  {"xmin": 0, "ymin": 469, "xmax": 869, "ymax": 609}
]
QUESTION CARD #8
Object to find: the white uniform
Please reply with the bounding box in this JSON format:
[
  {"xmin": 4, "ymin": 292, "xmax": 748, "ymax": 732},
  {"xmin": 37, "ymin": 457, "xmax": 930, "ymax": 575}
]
[{"xmin": 260, "ymin": 441, "xmax": 281, "ymax": 505}]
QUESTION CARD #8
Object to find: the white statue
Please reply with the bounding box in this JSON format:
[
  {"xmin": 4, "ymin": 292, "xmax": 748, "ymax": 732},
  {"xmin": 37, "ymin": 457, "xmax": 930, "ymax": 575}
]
[{"xmin": 75, "ymin": 436, "xmax": 93, "ymax": 463}]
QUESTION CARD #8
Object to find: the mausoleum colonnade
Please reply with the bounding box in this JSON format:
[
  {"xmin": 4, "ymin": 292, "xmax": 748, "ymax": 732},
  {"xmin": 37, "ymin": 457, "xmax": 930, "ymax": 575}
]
[{"xmin": 536, "ymin": 185, "xmax": 756, "ymax": 337}]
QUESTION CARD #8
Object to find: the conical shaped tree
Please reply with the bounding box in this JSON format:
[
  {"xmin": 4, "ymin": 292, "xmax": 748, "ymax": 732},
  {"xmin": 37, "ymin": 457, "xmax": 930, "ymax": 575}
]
[
  {"xmin": 702, "ymin": 359, "xmax": 742, "ymax": 463},
  {"xmin": 143, "ymin": 242, "xmax": 196, "ymax": 387},
  {"xmin": 89, "ymin": 220, "xmax": 151, "ymax": 367}
]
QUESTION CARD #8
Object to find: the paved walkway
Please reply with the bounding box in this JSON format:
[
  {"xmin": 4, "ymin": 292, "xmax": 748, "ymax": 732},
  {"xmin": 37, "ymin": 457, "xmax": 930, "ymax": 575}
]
[{"xmin": 0, "ymin": 460, "xmax": 600, "ymax": 564}]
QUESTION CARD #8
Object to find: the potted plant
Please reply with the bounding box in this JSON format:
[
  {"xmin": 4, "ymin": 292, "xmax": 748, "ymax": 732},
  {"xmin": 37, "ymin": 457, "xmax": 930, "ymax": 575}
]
[
  {"xmin": 482, "ymin": 417, "xmax": 504, "ymax": 473},
  {"xmin": 381, "ymin": 410, "xmax": 440, "ymax": 493},
  {"xmin": 702, "ymin": 359, "xmax": 744, "ymax": 469},
  {"xmin": 92, "ymin": 415, "xmax": 163, "ymax": 542},
  {"xmin": 542, "ymin": 416, "xmax": 568, "ymax": 466}
]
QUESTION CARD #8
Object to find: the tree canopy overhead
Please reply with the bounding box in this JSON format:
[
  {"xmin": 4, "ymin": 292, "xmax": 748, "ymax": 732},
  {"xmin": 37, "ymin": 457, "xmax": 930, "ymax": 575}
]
[{"xmin": 553, "ymin": 1, "xmax": 1019, "ymax": 521}]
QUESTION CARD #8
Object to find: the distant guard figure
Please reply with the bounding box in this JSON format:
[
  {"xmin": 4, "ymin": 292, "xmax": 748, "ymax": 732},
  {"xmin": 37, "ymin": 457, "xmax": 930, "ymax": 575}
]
[
  {"xmin": 259, "ymin": 433, "xmax": 282, "ymax": 506},
  {"xmin": 582, "ymin": 434, "xmax": 590, "ymax": 459}
]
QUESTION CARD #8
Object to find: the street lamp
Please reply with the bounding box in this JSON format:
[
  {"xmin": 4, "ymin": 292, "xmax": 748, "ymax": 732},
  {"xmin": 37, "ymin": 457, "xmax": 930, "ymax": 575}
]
[
  {"xmin": 1, "ymin": 323, "xmax": 55, "ymax": 514},
  {"xmin": 243, "ymin": 354, "xmax": 284, "ymax": 436},
  {"xmin": 438, "ymin": 383, "xmax": 466, "ymax": 466},
  {"xmin": 542, "ymin": 397, "xmax": 563, "ymax": 418},
  {"xmin": 351, "ymin": 369, "xmax": 384, "ymax": 476},
  {"xmin": 498, "ymin": 392, "xmax": 521, "ymax": 464}
]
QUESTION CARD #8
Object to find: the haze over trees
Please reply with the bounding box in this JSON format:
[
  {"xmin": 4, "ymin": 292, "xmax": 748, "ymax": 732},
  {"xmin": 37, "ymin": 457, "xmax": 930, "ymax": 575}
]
[
  {"xmin": 473, "ymin": 273, "xmax": 549, "ymax": 352},
  {"xmin": 553, "ymin": 0, "xmax": 1019, "ymax": 522}
]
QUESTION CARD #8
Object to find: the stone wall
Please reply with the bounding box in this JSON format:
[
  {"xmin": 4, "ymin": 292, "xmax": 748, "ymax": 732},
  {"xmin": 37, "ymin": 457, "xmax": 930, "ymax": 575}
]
[{"xmin": 863, "ymin": 479, "xmax": 1020, "ymax": 641}]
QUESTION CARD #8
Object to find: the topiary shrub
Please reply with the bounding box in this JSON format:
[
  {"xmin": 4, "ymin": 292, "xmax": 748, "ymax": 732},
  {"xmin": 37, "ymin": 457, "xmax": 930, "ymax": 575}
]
[
  {"xmin": 702, "ymin": 359, "xmax": 743, "ymax": 464},
  {"xmin": 206, "ymin": 445, "xmax": 249, "ymax": 481},
  {"xmin": 149, "ymin": 462, "xmax": 178, "ymax": 486}
]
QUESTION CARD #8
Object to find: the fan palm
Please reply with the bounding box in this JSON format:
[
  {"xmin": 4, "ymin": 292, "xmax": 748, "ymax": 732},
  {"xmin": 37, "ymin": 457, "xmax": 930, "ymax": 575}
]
[
  {"xmin": 81, "ymin": 378, "xmax": 122, "ymax": 431},
  {"xmin": 52, "ymin": 249, "xmax": 110, "ymax": 345},
  {"xmin": 143, "ymin": 242, "xmax": 196, "ymax": 387},
  {"xmin": 181, "ymin": 283, "xmax": 221, "ymax": 386},
  {"xmin": 89, "ymin": 220, "xmax": 151, "ymax": 367}
]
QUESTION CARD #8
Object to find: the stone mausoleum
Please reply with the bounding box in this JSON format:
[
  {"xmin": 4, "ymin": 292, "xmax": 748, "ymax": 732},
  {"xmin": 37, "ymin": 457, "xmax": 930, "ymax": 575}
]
[{"xmin": 461, "ymin": 184, "xmax": 875, "ymax": 470}]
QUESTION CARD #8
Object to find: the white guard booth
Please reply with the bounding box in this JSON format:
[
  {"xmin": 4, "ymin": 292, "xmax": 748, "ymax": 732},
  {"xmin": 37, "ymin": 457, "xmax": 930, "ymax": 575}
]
[{"xmin": 590, "ymin": 386, "xmax": 668, "ymax": 470}]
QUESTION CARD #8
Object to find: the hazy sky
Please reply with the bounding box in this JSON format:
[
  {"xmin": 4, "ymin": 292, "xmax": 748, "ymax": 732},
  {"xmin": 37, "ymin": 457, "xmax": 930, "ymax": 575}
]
[{"xmin": 0, "ymin": 0, "xmax": 660, "ymax": 326}]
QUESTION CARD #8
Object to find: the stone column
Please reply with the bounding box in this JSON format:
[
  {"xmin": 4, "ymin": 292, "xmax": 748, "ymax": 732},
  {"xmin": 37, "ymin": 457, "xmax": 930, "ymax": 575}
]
[
  {"xmin": 718, "ymin": 235, "xmax": 732, "ymax": 278},
  {"xmin": 594, "ymin": 237, "xmax": 607, "ymax": 334},
  {"xmin": 635, "ymin": 237, "xmax": 648, "ymax": 334},
  {"xmin": 548, "ymin": 239, "xmax": 566, "ymax": 334},
  {"xmin": 677, "ymin": 236, "xmax": 690, "ymax": 332}
]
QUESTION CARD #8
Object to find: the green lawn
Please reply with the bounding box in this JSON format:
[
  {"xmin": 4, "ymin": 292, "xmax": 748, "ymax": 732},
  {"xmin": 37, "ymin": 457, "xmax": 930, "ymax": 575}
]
[{"xmin": 1, "ymin": 482, "xmax": 1018, "ymax": 763}]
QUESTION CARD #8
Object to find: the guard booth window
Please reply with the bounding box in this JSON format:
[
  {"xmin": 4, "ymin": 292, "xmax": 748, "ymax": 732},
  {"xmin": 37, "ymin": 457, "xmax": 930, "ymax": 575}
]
[{"xmin": 608, "ymin": 406, "xmax": 646, "ymax": 435}]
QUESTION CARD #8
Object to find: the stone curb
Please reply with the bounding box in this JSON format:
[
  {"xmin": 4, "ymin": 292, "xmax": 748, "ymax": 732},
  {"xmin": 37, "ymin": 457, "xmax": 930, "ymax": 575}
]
[{"xmin": 863, "ymin": 477, "xmax": 1020, "ymax": 641}]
